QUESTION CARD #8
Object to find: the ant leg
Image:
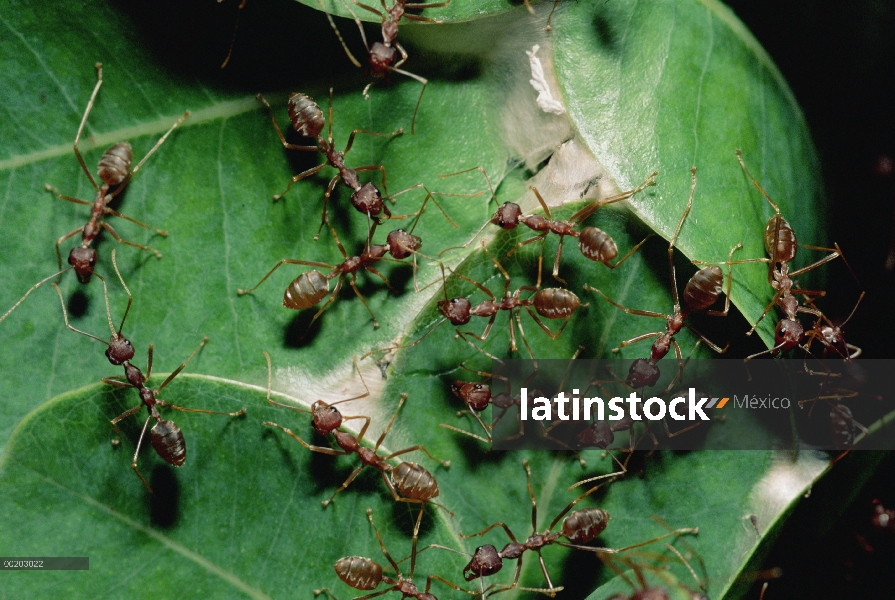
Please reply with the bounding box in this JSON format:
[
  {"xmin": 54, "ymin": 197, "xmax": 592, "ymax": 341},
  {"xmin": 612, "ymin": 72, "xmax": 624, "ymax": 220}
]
[
  {"xmin": 112, "ymin": 111, "xmax": 191, "ymax": 194},
  {"xmin": 424, "ymin": 575, "xmax": 479, "ymax": 597},
  {"xmin": 0, "ymin": 267, "xmax": 71, "ymax": 325},
  {"xmin": 603, "ymin": 234, "xmax": 653, "ymax": 269},
  {"xmin": 73, "ymin": 63, "xmax": 103, "ymax": 191},
  {"xmin": 403, "ymin": 1, "xmax": 451, "ymax": 12},
  {"xmin": 568, "ymin": 171, "xmax": 659, "ymax": 224},
  {"xmin": 439, "ymin": 420, "xmax": 492, "ymax": 444},
  {"xmin": 237, "ymin": 258, "xmax": 333, "ymax": 296},
  {"xmin": 386, "ymin": 444, "xmax": 451, "ymax": 467},
  {"xmin": 702, "ymin": 242, "xmax": 743, "ymax": 317},
  {"xmin": 387, "ymin": 46, "xmax": 427, "ymax": 134},
  {"xmin": 52, "ymin": 279, "xmax": 109, "ymax": 344},
  {"xmin": 365, "ymin": 508, "xmax": 404, "ymax": 578},
  {"xmin": 459, "ymin": 520, "xmax": 518, "ymax": 542},
  {"xmin": 343, "ymin": 128, "xmax": 403, "ymax": 157},
  {"xmin": 345, "ymin": 274, "xmax": 381, "ymax": 328},
  {"xmin": 44, "ymin": 185, "xmax": 91, "ymax": 206},
  {"xmin": 373, "ymin": 393, "xmax": 410, "ymax": 452},
  {"xmin": 109, "ymin": 403, "xmax": 144, "ymax": 435},
  {"xmin": 219, "ymin": 0, "xmax": 247, "ymax": 69},
  {"xmin": 262, "ymin": 421, "xmax": 347, "ymax": 456},
  {"xmin": 53, "ymin": 227, "xmax": 83, "ymax": 271},
  {"xmin": 155, "ymin": 399, "xmax": 246, "ymax": 418},
  {"xmin": 275, "ymin": 163, "xmax": 328, "ymax": 203},
  {"xmin": 360, "ymin": 317, "xmax": 448, "ymax": 360},
  {"xmin": 584, "ymin": 285, "xmax": 668, "ymax": 320},
  {"xmin": 256, "ymin": 94, "xmax": 320, "ymax": 152},
  {"xmin": 154, "ymin": 337, "xmax": 209, "ymax": 393},
  {"xmin": 312, "ymin": 589, "xmax": 338, "ymax": 600},
  {"xmin": 545, "ymin": 0, "xmax": 560, "ymax": 31},
  {"xmin": 100, "ymin": 221, "xmax": 163, "ymax": 259},
  {"xmin": 318, "ymin": 0, "xmax": 362, "ymax": 68},
  {"xmin": 103, "ymin": 207, "xmax": 168, "ymax": 237},
  {"xmin": 130, "ymin": 415, "xmax": 154, "ymax": 493},
  {"xmin": 322, "ymin": 465, "xmax": 366, "ymax": 507}
]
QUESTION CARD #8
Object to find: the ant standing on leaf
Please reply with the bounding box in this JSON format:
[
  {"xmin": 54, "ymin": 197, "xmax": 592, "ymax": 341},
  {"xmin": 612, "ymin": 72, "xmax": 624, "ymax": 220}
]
[
  {"xmin": 0, "ymin": 63, "xmax": 188, "ymax": 326},
  {"xmin": 52, "ymin": 250, "xmax": 245, "ymax": 493},
  {"xmin": 315, "ymin": 508, "xmax": 478, "ymax": 600},
  {"xmin": 587, "ymin": 167, "xmax": 741, "ymax": 388},
  {"xmin": 262, "ymin": 353, "xmax": 451, "ymax": 514},
  {"xmin": 256, "ymin": 90, "xmax": 403, "ymax": 239},
  {"xmin": 438, "ymin": 169, "xmax": 658, "ymax": 284},
  {"xmin": 364, "ymin": 244, "xmax": 586, "ymax": 366},
  {"xmin": 319, "ymin": 0, "xmax": 452, "ymax": 134}
]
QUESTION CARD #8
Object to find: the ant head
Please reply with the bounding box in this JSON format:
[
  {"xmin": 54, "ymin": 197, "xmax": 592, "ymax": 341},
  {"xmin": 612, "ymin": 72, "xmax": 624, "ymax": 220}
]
[
  {"xmin": 105, "ymin": 333, "xmax": 135, "ymax": 365},
  {"xmin": 817, "ymin": 323, "xmax": 848, "ymax": 358},
  {"xmin": 626, "ymin": 359, "xmax": 660, "ymax": 389},
  {"xmin": 386, "ymin": 229, "xmax": 422, "ymax": 260},
  {"xmin": 774, "ymin": 318, "xmax": 804, "ymax": 352},
  {"xmin": 311, "ymin": 400, "xmax": 342, "ymax": 435},
  {"xmin": 287, "ymin": 93, "xmax": 325, "ymax": 138},
  {"xmin": 438, "ymin": 297, "xmax": 471, "ymax": 325},
  {"xmin": 351, "ymin": 183, "xmax": 384, "ymax": 217},
  {"xmin": 451, "ymin": 381, "xmax": 491, "ymax": 411},
  {"xmin": 490, "ymin": 202, "xmax": 522, "ymax": 229},
  {"xmin": 97, "ymin": 142, "xmax": 133, "ymax": 187},
  {"xmin": 68, "ymin": 246, "xmax": 97, "ymax": 283},
  {"xmin": 369, "ymin": 42, "xmax": 397, "ymax": 74},
  {"xmin": 576, "ymin": 421, "xmax": 613, "ymax": 449},
  {"xmin": 463, "ymin": 545, "xmax": 502, "ymax": 581}
]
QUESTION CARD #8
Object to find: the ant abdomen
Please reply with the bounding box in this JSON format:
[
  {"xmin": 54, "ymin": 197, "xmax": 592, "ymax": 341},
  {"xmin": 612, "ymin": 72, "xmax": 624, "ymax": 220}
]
[
  {"xmin": 533, "ymin": 288, "xmax": 581, "ymax": 319},
  {"xmin": 561, "ymin": 507, "xmax": 610, "ymax": 544},
  {"xmin": 391, "ymin": 462, "xmax": 439, "ymax": 501},
  {"xmin": 97, "ymin": 142, "xmax": 133, "ymax": 187},
  {"xmin": 334, "ymin": 555, "xmax": 383, "ymax": 590},
  {"xmin": 283, "ymin": 270, "xmax": 329, "ymax": 310},
  {"xmin": 578, "ymin": 227, "xmax": 618, "ymax": 264},
  {"xmin": 682, "ymin": 266, "xmax": 723, "ymax": 312},
  {"xmin": 764, "ymin": 215, "xmax": 797, "ymax": 263},
  {"xmin": 287, "ymin": 93, "xmax": 325, "ymax": 138},
  {"xmin": 150, "ymin": 419, "xmax": 186, "ymax": 466}
]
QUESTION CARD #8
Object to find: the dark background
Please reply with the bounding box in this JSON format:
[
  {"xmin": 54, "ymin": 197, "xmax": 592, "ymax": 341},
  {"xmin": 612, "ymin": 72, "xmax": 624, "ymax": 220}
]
[{"xmin": 723, "ymin": 2, "xmax": 894, "ymax": 598}]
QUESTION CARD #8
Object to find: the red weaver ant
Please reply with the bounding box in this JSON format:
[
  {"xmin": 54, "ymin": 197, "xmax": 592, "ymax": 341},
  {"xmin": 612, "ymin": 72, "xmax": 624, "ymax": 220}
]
[{"xmin": 1, "ymin": 63, "xmax": 188, "ymax": 326}]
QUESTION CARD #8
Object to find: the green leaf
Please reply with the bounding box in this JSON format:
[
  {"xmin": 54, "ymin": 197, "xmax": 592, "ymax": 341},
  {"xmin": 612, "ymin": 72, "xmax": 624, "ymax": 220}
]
[{"xmin": 0, "ymin": 0, "xmax": 869, "ymax": 599}]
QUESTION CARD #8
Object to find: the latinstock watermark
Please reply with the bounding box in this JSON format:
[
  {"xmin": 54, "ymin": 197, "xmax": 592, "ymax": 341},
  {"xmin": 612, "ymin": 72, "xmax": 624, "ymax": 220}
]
[{"xmin": 483, "ymin": 358, "xmax": 894, "ymax": 451}]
